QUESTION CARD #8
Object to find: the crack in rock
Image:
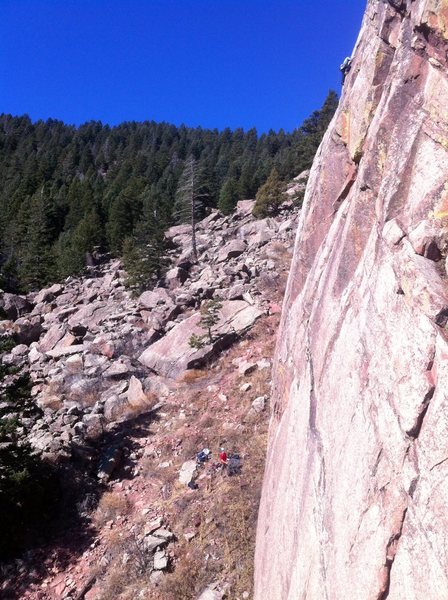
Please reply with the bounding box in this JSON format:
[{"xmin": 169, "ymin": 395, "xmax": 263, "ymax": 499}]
[{"xmin": 377, "ymin": 507, "xmax": 408, "ymax": 600}]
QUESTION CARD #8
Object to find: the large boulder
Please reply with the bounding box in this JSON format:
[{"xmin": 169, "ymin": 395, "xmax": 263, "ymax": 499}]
[
  {"xmin": 33, "ymin": 283, "xmax": 63, "ymax": 305},
  {"xmin": 127, "ymin": 375, "xmax": 154, "ymax": 410},
  {"xmin": 237, "ymin": 218, "xmax": 277, "ymax": 246},
  {"xmin": 165, "ymin": 266, "xmax": 189, "ymax": 289},
  {"xmin": 0, "ymin": 293, "xmax": 33, "ymax": 320},
  {"xmin": 217, "ymin": 240, "xmax": 247, "ymax": 263},
  {"xmin": 179, "ymin": 460, "xmax": 198, "ymax": 486},
  {"xmin": 138, "ymin": 313, "xmax": 209, "ymax": 378},
  {"xmin": 138, "ymin": 288, "xmax": 173, "ymax": 310},
  {"xmin": 138, "ymin": 301, "xmax": 263, "ymax": 378}
]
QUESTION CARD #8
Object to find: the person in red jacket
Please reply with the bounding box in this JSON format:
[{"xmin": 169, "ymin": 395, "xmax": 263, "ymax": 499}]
[{"xmin": 219, "ymin": 448, "xmax": 228, "ymax": 465}]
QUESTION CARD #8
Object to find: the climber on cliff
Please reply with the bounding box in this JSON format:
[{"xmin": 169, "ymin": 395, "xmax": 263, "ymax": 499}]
[{"xmin": 340, "ymin": 56, "xmax": 352, "ymax": 85}]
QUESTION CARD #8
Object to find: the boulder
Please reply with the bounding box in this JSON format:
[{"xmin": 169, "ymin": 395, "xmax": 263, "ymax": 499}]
[
  {"xmin": 217, "ymin": 240, "xmax": 247, "ymax": 263},
  {"xmin": 33, "ymin": 283, "xmax": 63, "ymax": 305},
  {"xmin": 144, "ymin": 535, "xmax": 166, "ymax": 554},
  {"xmin": 217, "ymin": 300, "xmax": 263, "ymax": 335},
  {"xmin": 65, "ymin": 354, "xmax": 83, "ymax": 373},
  {"xmin": 278, "ymin": 218, "xmax": 294, "ymax": 234},
  {"xmin": 235, "ymin": 199, "xmax": 256, "ymax": 216},
  {"xmin": 138, "ymin": 288, "xmax": 173, "ymax": 310},
  {"xmin": 11, "ymin": 343, "xmax": 28, "ymax": 357},
  {"xmin": 103, "ymin": 358, "xmax": 135, "ymax": 379},
  {"xmin": 38, "ymin": 387, "xmax": 63, "ymax": 411},
  {"xmin": 238, "ymin": 218, "xmax": 277, "ymax": 244},
  {"xmin": 127, "ymin": 375, "xmax": 153, "ymax": 409},
  {"xmin": 408, "ymin": 220, "xmax": 442, "ymax": 261},
  {"xmin": 238, "ymin": 360, "xmax": 257, "ymax": 376},
  {"xmin": 138, "ymin": 301, "xmax": 262, "ymax": 378},
  {"xmin": 82, "ymin": 414, "xmax": 105, "ymax": 440},
  {"xmin": 251, "ymin": 396, "xmax": 267, "ymax": 413},
  {"xmin": 46, "ymin": 344, "xmax": 84, "ymax": 359},
  {"xmin": 153, "ymin": 550, "xmax": 168, "ymax": 570},
  {"xmin": 0, "ymin": 293, "xmax": 33, "ymax": 320},
  {"xmin": 103, "ymin": 394, "xmax": 131, "ymax": 422},
  {"xmin": 165, "ymin": 223, "xmax": 192, "ymax": 241},
  {"xmin": 90, "ymin": 335, "xmax": 116, "ymax": 358},
  {"xmin": 38, "ymin": 324, "xmax": 66, "ymax": 353},
  {"xmin": 197, "ymin": 584, "xmax": 227, "ymax": 600},
  {"xmin": 67, "ymin": 303, "xmax": 110, "ymax": 329},
  {"xmin": 179, "ymin": 460, "xmax": 198, "ymax": 485},
  {"xmin": 138, "ymin": 313, "xmax": 210, "ymax": 378},
  {"xmin": 165, "ymin": 267, "xmax": 189, "ymax": 289},
  {"xmin": 226, "ymin": 283, "xmax": 246, "ymax": 300},
  {"xmin": 13, "ymin": 317, "xmax": 43, "ymax": 345}
]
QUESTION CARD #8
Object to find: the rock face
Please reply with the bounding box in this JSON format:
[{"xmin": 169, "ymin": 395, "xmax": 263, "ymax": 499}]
[{"xmin": 255, "ymin": 2, "xmax": 448, "ymax": 599}]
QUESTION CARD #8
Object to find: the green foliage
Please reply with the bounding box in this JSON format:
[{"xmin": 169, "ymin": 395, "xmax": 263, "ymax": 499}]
[
  {"xmin": 56, "ymin": 208, "xmax": 104, "ymax": 278},
  {"xmin": 0, "ymin": 336, "xmax": 16, "ymax": 354},
  {"xmin": 253, "ymin": 168, "xmax": 286, "ymax": 218},
  {"xmin": 0, "ymin": 374, "xmax": 60, "ymax": 560},
  {"xmin": 189, "ymin": 297, "xmax": 223, "ymax": 348},
  {"xmin": 188, "ymin": 333, "xmax": 207, "ymax": 350},
  {"xmin": 0, "ymin": 91, "xmax": 338, "ymax": 291},
  {"xmin": 218, "ymin": 178, "xmax": 240, "ymax": 215},
  {"xmin": 122, "ymin": 187, "xmax": 170, "ymax": 293},
  {"xmin": 293, "ymin": 188, "xmax": 306, "ymax": 208}
]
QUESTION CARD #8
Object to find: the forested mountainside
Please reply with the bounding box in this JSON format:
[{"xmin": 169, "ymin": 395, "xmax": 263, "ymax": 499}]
[{"xmin": 0, "ymin": 91, "xmax": 337, "ymax": 293}]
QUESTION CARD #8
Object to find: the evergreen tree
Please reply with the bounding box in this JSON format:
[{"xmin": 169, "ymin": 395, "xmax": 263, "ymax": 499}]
[
  {"xmin": 252, "ymin": 168, "xmax": 286, "ymax": 219},
  {"xmin": 56, "ymin": 209, "xmax": 104, "ymax": 277},
  {"xmin": 17, "ymin": 192, "xmax": 57, "ymax": 290},
  {"xmin": 122, "ymin": 187, "xmax": 170, "ymax": 292},
  {"xmin": 218, "ymin": 177, "xmax": 240, "ymax": 215},
  {"xmin": 173, "ymin": 156, "xmax": 208, "ymax": 261}
]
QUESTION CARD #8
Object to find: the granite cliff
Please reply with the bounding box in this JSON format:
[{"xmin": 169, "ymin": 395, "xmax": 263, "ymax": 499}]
[{"xmin": 255, "ymin": 1, "xmax": 448, "ymax": 598}]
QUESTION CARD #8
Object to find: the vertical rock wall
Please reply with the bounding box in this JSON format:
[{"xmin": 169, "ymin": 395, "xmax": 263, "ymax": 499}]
[{"xmin": 255, "ymin": 1, "xmax": 448, "ymax": 598}]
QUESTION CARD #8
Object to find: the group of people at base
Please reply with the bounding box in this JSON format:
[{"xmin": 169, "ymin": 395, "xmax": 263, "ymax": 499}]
[{"xmin": 196, "ymin": 446, "xmax": 242, "ymax": 476}]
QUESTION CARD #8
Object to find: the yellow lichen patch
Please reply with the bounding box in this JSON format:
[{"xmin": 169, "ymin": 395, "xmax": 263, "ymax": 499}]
[
  {"xmin": 340, "ymin": 110, "xmax": 351, "ymax": 146},
  {"xmin": 432, "ymin": 181, "xmax": 448, "ymax": 219},
  {"xmin": 377, "ymin": 142, "xmax": 387, "ymax": 173},
  {"xmin": 375, "ymin": 48, "xmax": 386, "ymax": 70},
  {"xmin": 423, "ymin": 1, "xmax": 448, "ymax": 41}
]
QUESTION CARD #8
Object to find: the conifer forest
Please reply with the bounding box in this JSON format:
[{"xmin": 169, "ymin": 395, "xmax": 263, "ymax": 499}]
[{"xmin": 0, "ymin": 91, "xmax": 338, "ymax": 292}]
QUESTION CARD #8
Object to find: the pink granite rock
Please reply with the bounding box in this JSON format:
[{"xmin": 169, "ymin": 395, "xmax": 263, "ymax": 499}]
[
  {"xmin": 138, "ymin": 300, "xmax": 262, "ymax": 378},
  {"xmin": 255, "ymin": 2, "xmax": 448, "ymax": 598}
]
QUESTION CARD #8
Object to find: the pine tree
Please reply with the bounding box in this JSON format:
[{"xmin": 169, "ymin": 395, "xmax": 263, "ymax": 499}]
[
  {"xmin": 56, "ymin": 209, "xmax": 104, "ymax": 277},
  {"xmin": 17, "ymin": 191, "xmax": 57, "ymax": 290},
  {"xmin": 189, "ymin": 296, "xmax": 223, "ymax": 349},
  {"xmin": 122, "ymin": 188, "xmax": 170, "ymax": 293},
  {"xmin": 218, "ymin": 177, "xmax": 240, "ymax": 215},
  {"xmin": 173, "ymin": 156, "xmax": 208, "ymax": 261},
  {"xmin": 252, "ymin": 168, "xmax": 286, "ymax": 219}
]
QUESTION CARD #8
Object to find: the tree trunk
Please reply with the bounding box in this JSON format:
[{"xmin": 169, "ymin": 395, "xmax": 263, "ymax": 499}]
[{"xmin": 191, "ymin": 175, "xmax": 197, "ymax": 261}]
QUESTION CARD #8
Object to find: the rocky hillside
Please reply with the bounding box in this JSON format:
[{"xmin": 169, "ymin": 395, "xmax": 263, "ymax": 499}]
[
  {"xmin": 0, "ymin": 179, "xmax": 303, "ymax": 599},
  {"xmin": 255, "ymin": 1, "xmax": 448, "ymax": 599}
]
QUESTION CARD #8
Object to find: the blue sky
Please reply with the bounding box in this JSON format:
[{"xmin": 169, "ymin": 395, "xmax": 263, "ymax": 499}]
[{"xmin": 0, "ymin": 1, "xmax": 366, "ymax": 132}]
